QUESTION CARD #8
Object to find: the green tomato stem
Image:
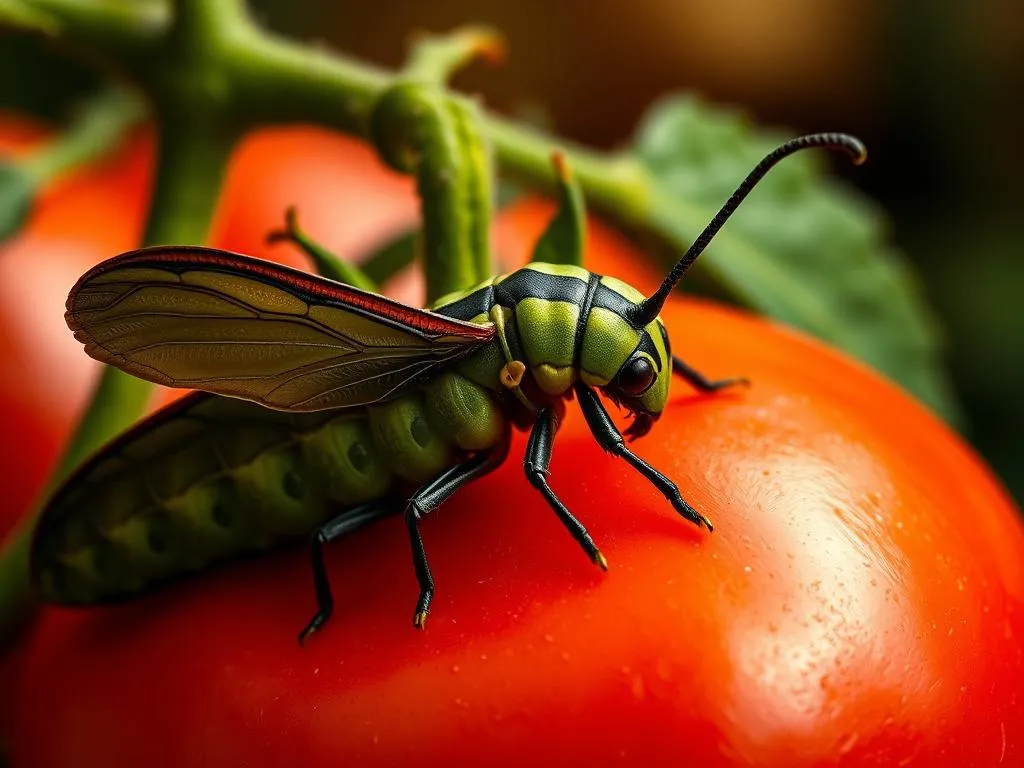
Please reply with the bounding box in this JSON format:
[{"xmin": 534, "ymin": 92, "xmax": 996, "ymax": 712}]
[
  {"xmin": 2, "ymin": 3, "xmax": 654, "ymax": 252},
  {"xmin": 169, "ymin": 0, "xmax": 248, "ymax": 44},
  {"xmin": 371, "ymin": 84, "xmax": 493, "ymax": 302}
]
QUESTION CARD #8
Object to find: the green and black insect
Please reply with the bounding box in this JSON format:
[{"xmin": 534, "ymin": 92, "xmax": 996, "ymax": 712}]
[{"xmin": 31, "ymin": 133, "xmax": 865, "ymax": 641}]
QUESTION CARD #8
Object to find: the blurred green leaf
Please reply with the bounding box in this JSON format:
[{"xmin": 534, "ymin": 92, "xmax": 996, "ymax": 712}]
[
  {"xmin": 0, "ymin": 160, "xmax": 33, "ymax": 242},
  {"xmin": 632, "ymin": 95, "xmax": 960, "ymax": 422}
]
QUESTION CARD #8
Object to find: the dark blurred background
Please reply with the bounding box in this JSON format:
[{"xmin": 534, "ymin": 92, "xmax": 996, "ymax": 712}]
[{"xmin": 3, "ymin": 0, "xmax": 1022, "ymax": 500}]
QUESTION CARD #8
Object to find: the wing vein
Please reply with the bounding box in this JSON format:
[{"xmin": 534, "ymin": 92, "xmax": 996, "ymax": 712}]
[{"xmin": 67, "ymin": 248, "xmax": 496, "ymax": 412}]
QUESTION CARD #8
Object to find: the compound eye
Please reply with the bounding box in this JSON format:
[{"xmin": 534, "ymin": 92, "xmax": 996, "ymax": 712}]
[{"xmin": 617, "ymin": 355, "xmax": 655, "ymax": 395}]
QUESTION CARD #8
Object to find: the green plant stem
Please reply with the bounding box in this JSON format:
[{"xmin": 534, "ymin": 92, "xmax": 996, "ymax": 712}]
[
  {"xmin": 2, "ymin": 1, "xmax": 655, "ymax": 251},
  {"xmin": 267, "ymin": 208, "xmax": 379, "ymax": 290},
  {"xmin": 144, "ymin": 113, "xmax": 237, "ymax": 243},
  {"xmin": 531, "ymin": 153, "xmax": 587, "ymax": 267},
  {"xmin": 228, "ymin": 30, "xmax": 388, "ymax": 136},
  {"xmin": 371, "ymin": 84, "xmax": 493, "ymax": 301},
  {"xmin": 170, "ymin": 0, "xmax": 247, "ymax": 42}
]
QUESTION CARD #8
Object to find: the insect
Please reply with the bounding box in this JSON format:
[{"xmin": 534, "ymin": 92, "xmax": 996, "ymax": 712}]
[{"xmin": 31, "ymin": 133, "xmax": 865, "ymax": 641}]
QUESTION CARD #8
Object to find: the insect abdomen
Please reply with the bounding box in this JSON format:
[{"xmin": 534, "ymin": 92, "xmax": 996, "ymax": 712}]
[{"xmin": 33, "ymin": 373, "xmax": 506, "ymax": 605}]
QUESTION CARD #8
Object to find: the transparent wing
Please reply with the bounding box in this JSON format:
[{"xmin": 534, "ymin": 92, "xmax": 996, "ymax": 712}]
[{"xmin": 66, "ymin": 246, "xmax": 495, "ymax": 411}]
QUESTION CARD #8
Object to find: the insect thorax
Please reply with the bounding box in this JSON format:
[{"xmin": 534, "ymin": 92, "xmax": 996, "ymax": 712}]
[{"xmin": 432, "ymin": 263, "xmax": 659, "ymax": 401}]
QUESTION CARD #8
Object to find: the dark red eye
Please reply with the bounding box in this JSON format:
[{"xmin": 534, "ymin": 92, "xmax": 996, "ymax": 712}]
[{"xmin": 617, "ymin": 356, "xmax": 655, "ymax": 395}]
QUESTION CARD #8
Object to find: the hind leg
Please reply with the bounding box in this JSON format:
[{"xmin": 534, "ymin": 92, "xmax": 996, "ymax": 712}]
[{"xmin": 298, "ymin": 501, "xmax": 397, "ymax": 645}]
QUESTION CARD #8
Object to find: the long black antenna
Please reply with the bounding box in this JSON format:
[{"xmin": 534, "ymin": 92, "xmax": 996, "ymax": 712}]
[{"xmin": 631, "ymin": 132, "xmax": 867, "ymax": 327}]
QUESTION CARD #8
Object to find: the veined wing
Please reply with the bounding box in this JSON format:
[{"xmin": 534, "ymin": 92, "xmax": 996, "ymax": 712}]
[{"xmin": 66, "ymin": 246, "xmax": 495, "ymax": 411}]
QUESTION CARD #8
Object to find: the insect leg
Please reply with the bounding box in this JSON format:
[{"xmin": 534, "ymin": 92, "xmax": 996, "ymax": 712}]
[
  {"xmin": 523, "ymin": 407, "xmax": 608, "ymax": 569},
  {"xmin": 406, "ymin": 430, "xmax": 512, "ymax": 629},
  {"xmin": 298, "ymin": 501, "xmax": 397, "ymax": 645},
  {"xmin": 671, "ymin": 355, "xmax": 749, "ymax": 393},
  {"xmin": 574, "ymin": 383, "xmax": 714, "ymax": 532}
]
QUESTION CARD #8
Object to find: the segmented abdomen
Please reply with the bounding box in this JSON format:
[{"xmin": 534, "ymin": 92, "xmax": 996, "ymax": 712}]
[{"xmin": 32, "ymin": 375, "xmax": 504, "ymax": 605}]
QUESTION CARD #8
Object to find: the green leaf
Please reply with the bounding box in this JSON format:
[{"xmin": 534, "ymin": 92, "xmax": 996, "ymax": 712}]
[{"xmin": 632, "ymin": 95, "xmax": 960, "ymax": 422}]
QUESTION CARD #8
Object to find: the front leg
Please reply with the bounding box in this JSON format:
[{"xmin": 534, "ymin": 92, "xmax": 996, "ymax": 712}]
[
  {"xmin": 404, "ymin": 430, "xmax": 511, "ymax": 629},
  {"xmin": 574, "ymin": 383, "xmax": 714, "ymax": 532},
  {"xmin": 523, "ymin": 407, "xmax": 607, "ymax": 569},
  {"xmin": 672, "ymin": 355, "xmax": 748, "ymax": 393}
]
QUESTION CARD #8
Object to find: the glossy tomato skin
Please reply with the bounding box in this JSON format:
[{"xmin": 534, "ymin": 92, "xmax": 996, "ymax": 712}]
[
  {"xmin": 0, "ymin": 119, "xmax": 418, "ymax": 537},
  {"xmin": 9, "ymin": 215, "xmax": 1024, "ymax": 767}
]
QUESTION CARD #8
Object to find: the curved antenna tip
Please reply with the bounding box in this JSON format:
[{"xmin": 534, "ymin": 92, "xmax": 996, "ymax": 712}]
[
  {"xmin": 839, "ymin": 135, "xmax": 868, "ymax": 166},
  {"xmin": 828, "ymin": 133, "xmax": 868, "ymax": 166},
  {"xmin": 631, "ymin": 130, "xmax": 868, "ymax": 327}
]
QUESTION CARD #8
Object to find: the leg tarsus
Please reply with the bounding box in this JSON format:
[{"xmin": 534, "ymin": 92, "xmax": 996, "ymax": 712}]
[
  {"xmin": 672, "ymin": 355, "xmax": 749, "ymax": 393},
  {"xmin": 298, "ymin": 529, "xmax": 332, "ymax": 646},
  {"xmin": 406, "ymin": 504, "xmax": 434, "ymax": 629},
  {"xmin": 574, "ymin": 383, "xmax": 714, "ymax": 532}
]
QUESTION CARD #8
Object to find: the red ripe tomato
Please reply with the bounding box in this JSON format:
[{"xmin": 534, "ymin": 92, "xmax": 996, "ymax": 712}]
[{"xmin": 7, "ymin": 203, "xmax": 1024, "ymax": 766}]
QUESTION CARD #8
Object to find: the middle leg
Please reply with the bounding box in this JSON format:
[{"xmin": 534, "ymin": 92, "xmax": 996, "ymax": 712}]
[{"xmin": 404, "ymin": 430, "xmax": 512, "ymax": 628}]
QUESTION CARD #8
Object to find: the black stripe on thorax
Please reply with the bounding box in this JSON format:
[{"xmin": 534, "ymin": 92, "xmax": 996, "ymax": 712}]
[
  {"xmin": 502, "ymin": 308, "xmax": 525, "ymax": 363},
  {"xmin": 434, "ymin": 284, "xmax": 495, "ymax": 321},
  {"xmin": 436, "ymin": 270, "xmax": 642, "ymax": 322},
  {"xmin": 573, "ymin": 273, "xmax": 601, "ymax": 368},
  {"xmin": 493, "ymin": 270, "xmax": 589, "ymax": 307},
  {"xmin": 434, "ymin": 269, "xmax": 650, "ymax": 366},
  {"xmin": 591, "ymin": 282, "xmax": 641, "ymax": 325},
  {"xmin": 432, "ymin": 280, "xmax": 528, "ymax": 362}
]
